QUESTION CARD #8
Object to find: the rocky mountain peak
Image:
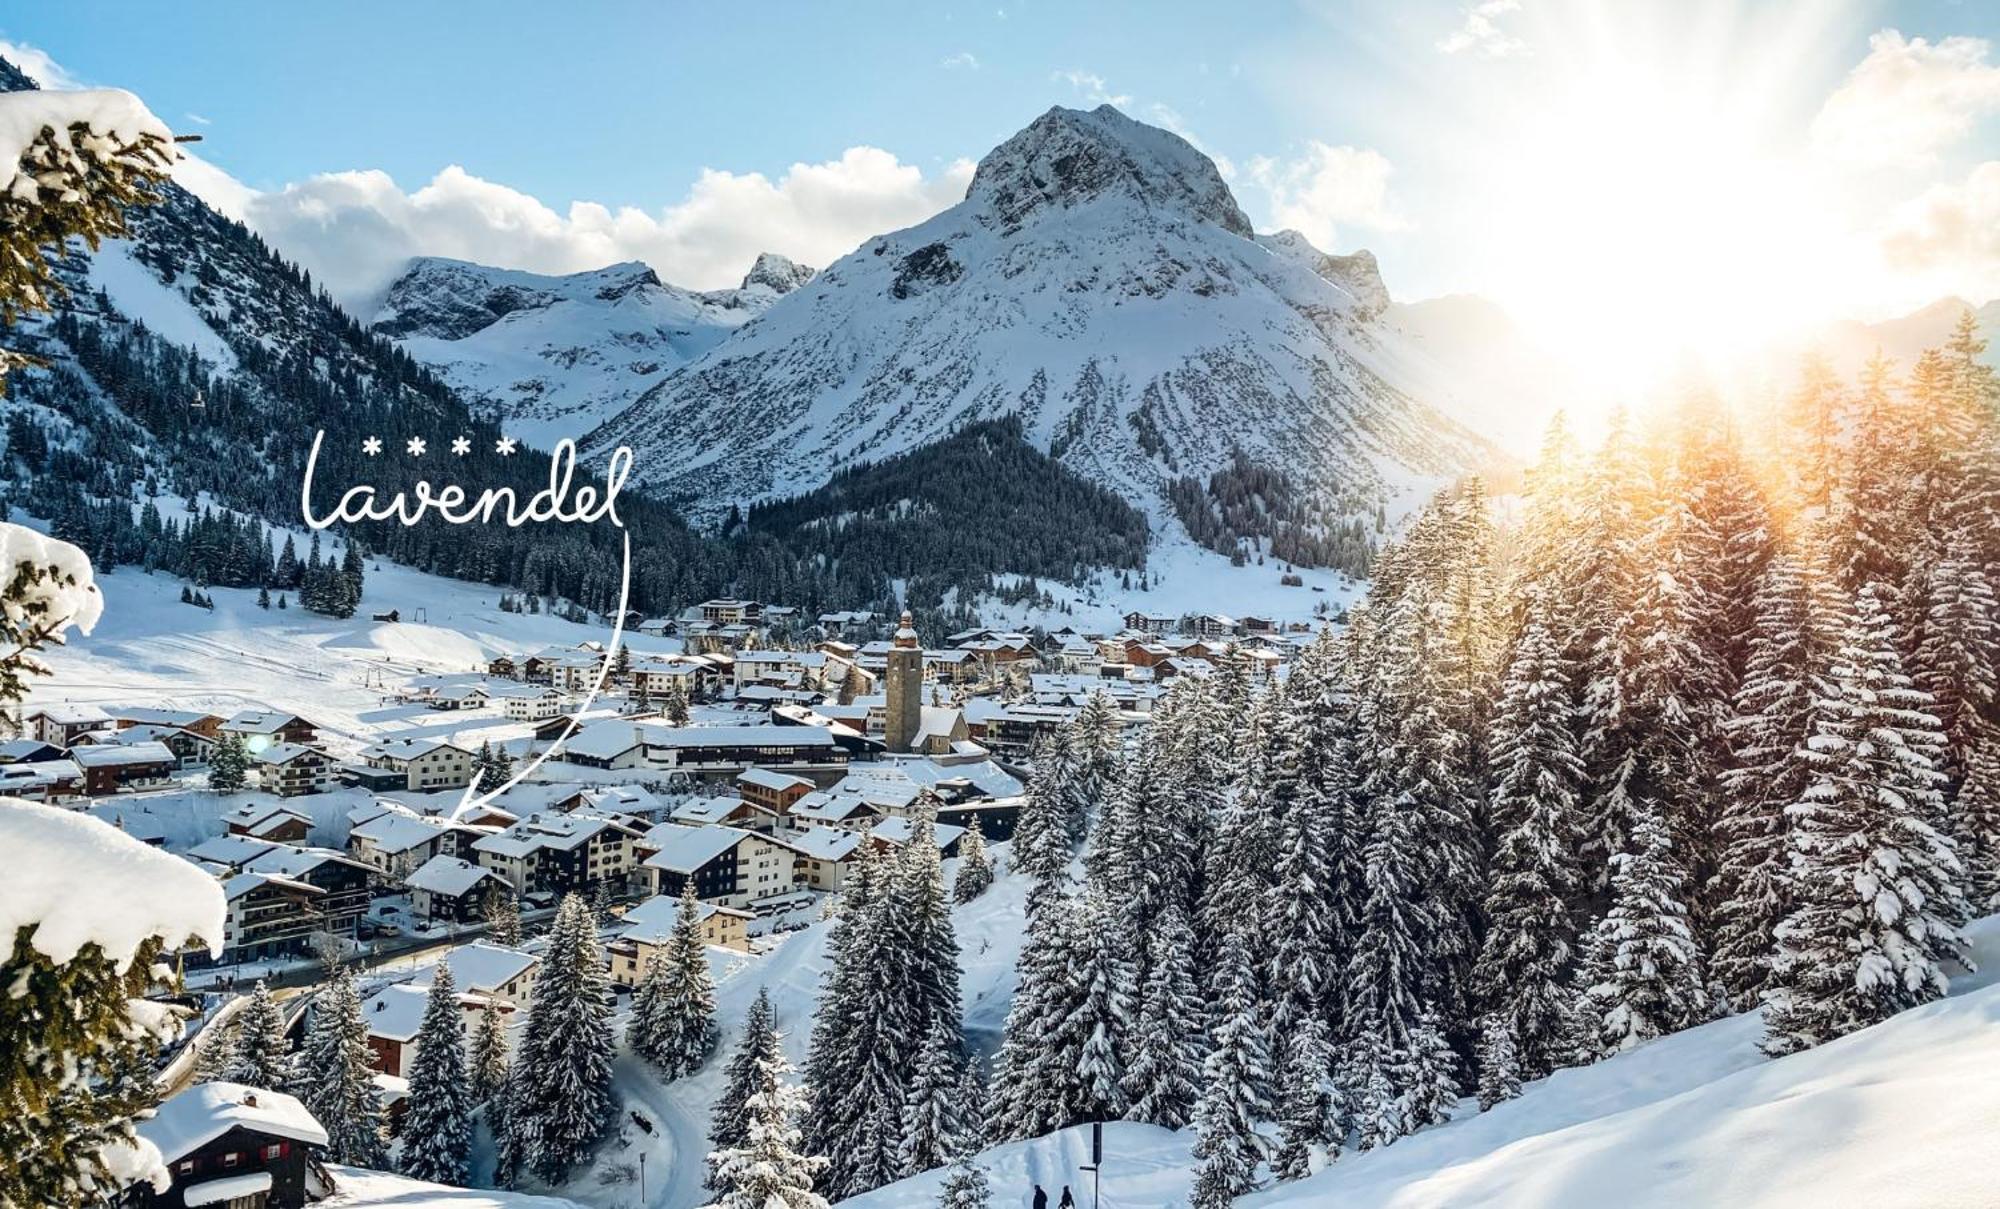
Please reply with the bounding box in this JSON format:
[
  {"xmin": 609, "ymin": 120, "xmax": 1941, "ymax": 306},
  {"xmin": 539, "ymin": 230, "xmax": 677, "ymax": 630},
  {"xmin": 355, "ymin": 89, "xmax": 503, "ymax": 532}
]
[
  {"xmin": 739, "ymin": 252, "xmax": 816, "ymax": 296},
  {"xmin": 966, "ymin": 103, "xmax": 1253, "ymax": 238},
  {"xmin": 1259, "ymin": 229, "xmax": 1391, "ymax": 320}
]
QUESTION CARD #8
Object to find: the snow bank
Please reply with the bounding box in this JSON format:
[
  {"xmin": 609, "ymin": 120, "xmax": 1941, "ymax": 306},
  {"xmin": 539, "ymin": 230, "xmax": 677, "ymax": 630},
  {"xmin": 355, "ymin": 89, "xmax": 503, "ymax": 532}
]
[
  {"xmin": 321, "ymin": 1165, "xmax": 582, "ymax": 1207},
  {"xmin": 0, "ymin": 521, "xmax": 103, "ymax": 637},
  {"xmin": 0, "ymin": 796, "xmax": 222, "ymax": 967},
  {"xmin": 0, "ymin": 87, "xmax": 171, "ymax": 202}
]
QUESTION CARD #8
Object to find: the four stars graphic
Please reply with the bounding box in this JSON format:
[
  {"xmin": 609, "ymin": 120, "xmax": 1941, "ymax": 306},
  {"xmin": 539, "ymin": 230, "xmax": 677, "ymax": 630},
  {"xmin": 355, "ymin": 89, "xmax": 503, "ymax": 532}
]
[{"xmin": 359, "ymin": 434, "xmax": 523, "ymax": 457}]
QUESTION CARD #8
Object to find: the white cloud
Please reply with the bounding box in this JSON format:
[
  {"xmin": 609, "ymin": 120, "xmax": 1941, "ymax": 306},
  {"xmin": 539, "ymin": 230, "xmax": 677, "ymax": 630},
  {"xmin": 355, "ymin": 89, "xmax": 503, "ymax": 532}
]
[
  {"xmin": 237, "ymin": 150, "xmax": 976, "ymax": 311},
  {"xmin": 1880, "ymin": 160, "xmax": 2000, "ymax": 298},
  {"xmin": 1247, "ymin": 143, "xmax": 1408, "ymax": 250},
  {"xmin": 0, "ymin": 37, "xmax": 81, "ymax": 88},
  {"xmin": 940, "ymin": 51, "xmax": 980, "ymax": 70},
  {"xmin": 1437, "ymin": 0, "xmax": 1526, "ymax": 59},
  {"xmin": 1053, "ymin": 70, "xmax": 1131, "ymax": 109},
  {"xmin": 1812, "ymin": 30, "xmax": 2000, "ymax": 167}
]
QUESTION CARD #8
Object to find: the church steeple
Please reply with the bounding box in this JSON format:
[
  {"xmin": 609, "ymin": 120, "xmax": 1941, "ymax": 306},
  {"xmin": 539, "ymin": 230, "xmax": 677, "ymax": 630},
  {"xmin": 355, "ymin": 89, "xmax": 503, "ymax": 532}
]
[{"xmin": 885, "ymin": 610, "xmax": 924, "ymax": 753}]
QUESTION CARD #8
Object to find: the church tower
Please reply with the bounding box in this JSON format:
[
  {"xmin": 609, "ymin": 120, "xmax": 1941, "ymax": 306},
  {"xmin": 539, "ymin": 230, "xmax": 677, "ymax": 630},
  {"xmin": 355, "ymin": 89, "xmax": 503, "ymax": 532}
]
[{"xmin": 885, "ymin": 610, "xmax": 924, "ymax": 753}]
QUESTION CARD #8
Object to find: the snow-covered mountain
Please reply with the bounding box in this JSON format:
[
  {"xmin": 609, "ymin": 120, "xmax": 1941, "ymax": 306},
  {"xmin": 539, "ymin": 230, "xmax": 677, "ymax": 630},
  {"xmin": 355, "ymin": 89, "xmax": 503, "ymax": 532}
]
[
  {"xmin": 1816, "ymin": 296, "xmax": 2000, "ymax": 378},
  {"xmin": 372, "ymin": 252, "xmax": 814, "ymax": 449},
  {"xmin": 585, "ymin": 104, "xmax": 1501, "ymax": 522}
]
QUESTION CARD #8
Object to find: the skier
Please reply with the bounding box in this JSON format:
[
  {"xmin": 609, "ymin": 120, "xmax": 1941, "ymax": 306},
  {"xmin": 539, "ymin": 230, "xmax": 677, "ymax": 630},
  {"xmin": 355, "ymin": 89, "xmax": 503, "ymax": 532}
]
[
  {"xmin": 1031, "ymin": 1185, "xmax": 1048, "ymax": 1209},
  {"xmin": 1059, "ymin": 1186, "xmax": 1077, "ymax": 1209}
]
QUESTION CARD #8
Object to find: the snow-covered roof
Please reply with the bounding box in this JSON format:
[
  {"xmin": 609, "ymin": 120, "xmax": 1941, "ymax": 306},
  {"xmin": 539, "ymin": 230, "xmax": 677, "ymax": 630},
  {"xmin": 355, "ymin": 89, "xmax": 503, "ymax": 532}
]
[
  {"xmin": 224, "ymin": 799, "xmax": 305, "ymax": 829},
  {"xmin": 646, "ymin": 724, "xmax": 837, "ymax": 749},
  {"xmin": 222, "ymin": 871, "xmax": 322, "ymax": 902},
  {"xmin": 418, "ymin": 940, "xmax": 539, "ymax": 993},
  {"xmin": 183, "ymin": 1172, "xmax": 273, "ymax": 1207},
  {"xmin": 186, "ymin": 834, "xmax": 278, "ymax": 868},
  {"xmin": 24, "ymin": 702, "xmax": 109, "ymax": 725},
  {"xmin": 790, "ymin": 791, "xmax": 880, "ymax": 823},
  {"xmin": 86, "ymin": 803, "xmax": 168, "ymax": 843},
  {"xmin": 221, "ymin": 709, "xmax": 304, "ymax": 735},
  {"xmin": 138, "ymin": 1082, "xmax": 327, "ymax": 1163},
  {"xmin": 0, "ymin": 800, "xmax": 225, "ymax": 965},
  {"xmin": 561, "ymin": 720, "xmax": 649, "ymax": 761},
  {"xmin": 351, "ymin": 809, "xmax": 455, "ymax": 854},
  {"xmin": 870, "ymin": 816, "xmax": 968, "ymax": 851},
  {"xmin": 737, "ymin": 650, "xmax": 828, "ymax": 667},
  {"xmin": 0, "ymin": 757, "xmax": 83, "ymax": 787},
  {"xmin": 361, "ymin": 983, "xmax": 433, "ymax": 1042},
  {"xmin": 640, "ymin": 822, "xmax": 755, "ymax": 872},
  {"xmin": 245, "ymin": 845, "xmax": 365, "ymax": 880},
  {"xmin": 617, "ymin": 895, "xmax": 747, "ymax": 944},
  {"xmin": 360, "ymin": 736, "xmax": 467, "ymax": 763},
  {"xmin": 776, "ymin": 825, "xmax": 864, "ymax": 863},
  {"xmin": 71, "ymin": 740, "xmax": 176, "ymax": 768},
  {"xmin": 404, "ymin": 854, "xmax": 495, "ymax": 898},
  {"xmin": 671, "ymin": 794, "xmax": 747, "ymax": 825},
  {"xmin": 474, "ymin": 812, "xmax": 627, "ymax": 858},
  {"xmin": 737, "ymin": 767, "xmax": 813, "ymax": 793}
]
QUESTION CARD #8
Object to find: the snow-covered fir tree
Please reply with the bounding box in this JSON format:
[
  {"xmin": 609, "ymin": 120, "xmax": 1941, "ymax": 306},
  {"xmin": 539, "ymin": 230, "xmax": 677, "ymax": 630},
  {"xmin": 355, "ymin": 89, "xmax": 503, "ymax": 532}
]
[
  {"xmin": 511, "ymin": 892, "xmax": 615, "ymax": 1182},
  {"xmin": 1577, "ymin": 809, "xmax": 1706, "ymax": 1056},
  {"xmin": 936, "ymin": 1151, "xmax": 993, "ymax": 1209},
  {"xmin": 1764, "ymin": 584, "xmax": 1969, "ymax": 1054},
  {"xmin": 709, "ymin": 987, "xmax": 781, "ymax": 1189},
  {"xmin": 1119, "ymin": 904, "xmax": 1207, "ymax": 1129},
  {"xmin": 1476, "ymin": 1014, "xmax": 1522, "ymax": 1111},
  {"xmin": 1474, "ymin": 589, "xmax": 1585, "ymax": 1078},
  {"xmin": 298, "ymin": 963, "xmax": 388, "ymax": 1167},
  {"xmin": 952, "ymin": 817, "xmax": 994, "ymax": 903},
  {"xmin": 483, "ymin": 890, "xmax": 523, "ymax": 946},
  {"xmin": 470, "ymin": 998, "xmax": 510, "ymax": 1104},
  {"xmin": 1273, "ymin": 1020, "xmax": 1342, "ymax": 1182},
  {"xmin": 1713, "ymin": 543, "xmax": 1847, "ymax": 1007},
  {"xmin": 898, "ymin": 1023, "xmax": 969, "ymax": 1177},
  {"xmin": 1187, "ymin": 927, "xmax": 1272, "ymax": 1206},
  {"xmin": 702, "ymin": 1054, "xmax": 828, "ymax": 1209},
  {"xmin": 632, "ymin": 884, "xmax": 717, "ymax": 1078},
  {"xmin": 207, "ymin": 732, "xmax": 250, "ymax": 791},
  {"xmin": 399, "ymin": 964, "xmax": 473, "ymax": 1186},
  {"xmin": 219, "ymin": 980, "xmax": 298, "ymax": 1091}
]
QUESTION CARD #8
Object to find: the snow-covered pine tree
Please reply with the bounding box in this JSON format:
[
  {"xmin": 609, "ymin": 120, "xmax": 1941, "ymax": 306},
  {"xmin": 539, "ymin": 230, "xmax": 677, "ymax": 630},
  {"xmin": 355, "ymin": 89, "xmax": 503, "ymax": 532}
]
[
  {"xmin": 1402, "ymin": 1007, "xmax": 1462, "ymax": 1131},
  {"xmin": 221, "ymin": 980, "xmax": 298, "ymax": 1091},
  {"xmin": 1187, "ymin": 927, "xmax": 1272, "ymax": 1206},
  {"xmin": 1907, "ymin": 522, "xmax": 2000, "ymax": 910},
  {"xmin": 803, "ymin": 844, "xmax": 887, "ymax": 1189},
  {"xmin": 987, "ymin": 891, "xmax": 1088, "ymax": 1143},
  {"xmin": 1577, "ymin": 808, "xmax": 1705, "ymax": 1056},
  {"xmin": 645, "ymin": 884, "xmax": 719, "ymax": 1079},
  {"xmin": 1011, "ymin": 738, "xmax": 1077, "ymax": 906},
  {"xmin": 298, "ymin": 963, "xmax": 387, "ymax": 1167},
  {"xmin": 400, "ymin": 964, "xmax": 474, "ymax": 1186},
  {"xmin": 1763, "ymin": 584, "xmax": 1970, "ymax": 1054},
  {"xmin": 207, "ymin": 732, "xmax": 249, "ymax": 791},
  {"xmin": 1476, "ymin": 1014, "xmax": 1522, "ymax": 1110},
  {"xmin": 898, "ymin": 1023, "xmax": 968, "ymax": 1177},
  {"xmin": 952, "ymin": 817, "xmax": 994, "ymax": 903},
  {"xmin": 1120, "ymin": 904, "xmax": 1207, "ymax": 1129},
  {"xmin": 470, "ymin": 998, "xmax": 510, "ymax": 1104},
  {"xmin": 512, "ymin": 892, "xmax": 615, "ymax": 1181},
  {"xmin": 1273, "ymin": 1019, "xmax": 1341, "ymax": 1182},
  {"xmin": 936, "ymin": 1151, "xmax": 993, "ymax": 1209},
  {"xmin": 1349, "ymin": 1029, "xmax": 1404, "ymax": 1153},
  {"xmin": 1062, "ymin": 691, "xmax": 1125, "ymax": 843},
  {"xmin": 702, "ymin": 1054, "xmax": 828, "ymax": 1209},
  {"xmin": 1262, "ymin": 687, "xmax": 1342, "ymax": 1042},
  {"xmin": 1474, "ymin": 589, "xmax": 1585, "ymax": 1078},
  {"xmin": 1064, "ymin": 889, "xmax": 1135, "ymax": 1122},
  {"xmin": 709, "ymin": 987, "xmax": 780, "ymax": 1187},
  {"xmin": 1713, "ymin": 544, "xmax": 1846, "ymax": 1007}
]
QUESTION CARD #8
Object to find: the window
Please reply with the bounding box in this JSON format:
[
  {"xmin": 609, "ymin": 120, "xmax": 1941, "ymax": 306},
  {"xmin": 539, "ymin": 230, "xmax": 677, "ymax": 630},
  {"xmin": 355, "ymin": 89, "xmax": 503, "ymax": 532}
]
[
  {"xmin": 177, "ymin": 1160, "xmax": 194, "ymax": 1175},
  {"xmin": 264, "ymin": 1142, "xmax": 285, "ymax": 1160},
  {"xmin": 222, "ymin": 1151, "xmax": 241, "ymax": 1169}
]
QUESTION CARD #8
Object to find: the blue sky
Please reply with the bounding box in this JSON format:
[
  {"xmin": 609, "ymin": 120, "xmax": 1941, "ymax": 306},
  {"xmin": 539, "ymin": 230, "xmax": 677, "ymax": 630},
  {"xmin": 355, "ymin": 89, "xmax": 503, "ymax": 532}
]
[{"xmin": 9, "ymin": 1, "xmax": 2000, "ymax": 349}]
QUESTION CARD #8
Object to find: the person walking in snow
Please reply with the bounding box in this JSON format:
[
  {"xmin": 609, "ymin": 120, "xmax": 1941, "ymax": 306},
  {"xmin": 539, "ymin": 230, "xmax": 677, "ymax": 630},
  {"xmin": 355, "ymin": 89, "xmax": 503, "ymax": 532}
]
[
  {"xmin": 1031, "ymin": 1185, "xmax": 1048, "ymax": 1209},
  {"xmin": 1058, "ymin": 1185, "xmax": 1076, "ymax": 1209}
]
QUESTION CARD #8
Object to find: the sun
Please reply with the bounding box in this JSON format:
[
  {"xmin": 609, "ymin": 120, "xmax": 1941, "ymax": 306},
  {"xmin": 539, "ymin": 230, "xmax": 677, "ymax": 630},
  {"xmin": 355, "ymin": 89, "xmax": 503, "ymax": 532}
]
[{"xmin": 1451, "ymin": 3, "xmax": 1857, "ymax": 389}]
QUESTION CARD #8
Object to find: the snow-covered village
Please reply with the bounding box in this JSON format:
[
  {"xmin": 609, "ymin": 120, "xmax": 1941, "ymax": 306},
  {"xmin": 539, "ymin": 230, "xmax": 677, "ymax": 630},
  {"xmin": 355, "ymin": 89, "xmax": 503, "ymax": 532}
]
[{"xmin": 7, "ymin": 5, "xmax": 2000, "ymax": 1209}]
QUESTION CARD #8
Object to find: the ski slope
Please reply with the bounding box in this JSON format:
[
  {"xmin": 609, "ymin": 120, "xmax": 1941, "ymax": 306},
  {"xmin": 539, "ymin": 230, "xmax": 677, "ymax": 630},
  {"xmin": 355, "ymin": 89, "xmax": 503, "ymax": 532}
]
[{"xmin": 844, "ymin": 916, "xmax": 2000, "ymax": 1209}]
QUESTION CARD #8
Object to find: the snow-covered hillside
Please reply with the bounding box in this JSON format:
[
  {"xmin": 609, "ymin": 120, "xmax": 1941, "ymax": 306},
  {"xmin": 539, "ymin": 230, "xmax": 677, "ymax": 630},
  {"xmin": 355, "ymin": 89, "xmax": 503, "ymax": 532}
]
[
  {"xmin": 845, "ymin": 916, "xmax": 2000, "ymax": 1209},
  {"xmin": 374, "ymin": 254, "xmax": 814, "ymax": 450},
  {"xmin": 586, "ymin": 104, "xmax": 1499, "ymax": 524}
]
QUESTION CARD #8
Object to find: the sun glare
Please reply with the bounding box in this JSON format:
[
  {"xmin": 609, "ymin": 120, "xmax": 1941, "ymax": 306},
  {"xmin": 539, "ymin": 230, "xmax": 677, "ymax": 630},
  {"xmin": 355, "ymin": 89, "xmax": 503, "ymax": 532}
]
[{"xmin": 1460, "ymin": 6, "xmax": 1853, "ymax": 390}]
